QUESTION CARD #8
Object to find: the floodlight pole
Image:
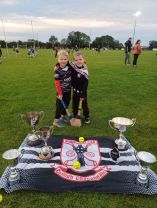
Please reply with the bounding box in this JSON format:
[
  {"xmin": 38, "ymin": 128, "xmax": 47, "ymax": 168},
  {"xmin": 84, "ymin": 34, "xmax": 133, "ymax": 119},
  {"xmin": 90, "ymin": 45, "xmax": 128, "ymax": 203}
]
[
  {"xmin": 132, "ymin": 19, "xmax": 136, "ymax": 46},
  {"xmin": 31, "ymin": 20, "xmax": 35, "ymax": 49},
  {"xmin": 89, "ymin": 25, "xmax": 91, "ymax": 49},
  {"xmin": 1, "ymin": 17, "xmax": 9, "ymax": 56},
  {"xmin": 37, "ymin": 33, "xmax": 39, "ymax": 48}
]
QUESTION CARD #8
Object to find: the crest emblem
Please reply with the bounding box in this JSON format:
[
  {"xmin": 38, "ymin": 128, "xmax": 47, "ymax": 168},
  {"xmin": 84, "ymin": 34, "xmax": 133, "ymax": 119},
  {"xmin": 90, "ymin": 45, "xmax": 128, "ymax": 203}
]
[{"xmin": 61, "ymin": 139, "xmax": 101, "ymax": 172}]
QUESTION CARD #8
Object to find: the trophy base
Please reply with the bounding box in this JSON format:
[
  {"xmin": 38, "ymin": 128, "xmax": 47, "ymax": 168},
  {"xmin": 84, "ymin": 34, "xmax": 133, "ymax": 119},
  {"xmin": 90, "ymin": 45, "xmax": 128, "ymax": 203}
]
[
  {"xmin": 27, "ymin": 134, "xmax": 41, "ymax": 146},
  {"xmin": 115, "ymin": 138, "xmax": 128, "ymax": 151},
  {"xmin": 39, "ymin": 146, "xmax": 54, "ymax": 160},
  {"xmin": 8, "ymin": 169, "xmax": 20, "ymax": 185},
  {"xmin": 136, "ymin": 172, "xmax": 148, "ymax": 185}
]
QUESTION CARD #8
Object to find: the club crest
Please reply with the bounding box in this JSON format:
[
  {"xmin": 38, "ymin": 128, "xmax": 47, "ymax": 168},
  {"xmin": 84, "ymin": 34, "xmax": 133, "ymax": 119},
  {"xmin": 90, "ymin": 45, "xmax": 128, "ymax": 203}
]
[{"xmin": 61, "ymin": 139, "xmax": 101, "ymax": 172}]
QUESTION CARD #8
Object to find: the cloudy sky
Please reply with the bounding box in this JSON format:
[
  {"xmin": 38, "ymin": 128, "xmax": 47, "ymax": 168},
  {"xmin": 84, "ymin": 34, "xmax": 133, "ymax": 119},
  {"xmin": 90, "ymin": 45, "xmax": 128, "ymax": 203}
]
[{"xmin": 0, "ymin": 0, "xmax": 157, "ymax": 45}]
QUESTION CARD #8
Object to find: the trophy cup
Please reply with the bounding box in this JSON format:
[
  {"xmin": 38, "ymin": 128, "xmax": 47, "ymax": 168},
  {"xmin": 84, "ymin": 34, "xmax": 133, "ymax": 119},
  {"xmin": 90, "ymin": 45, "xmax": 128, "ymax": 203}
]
[
  {"xmin": 21, "ymin": 111, "xmax": 44, "ymax": 146},
  {"xmin": 136, "ymin": 151, "xmax": 156, "ymax": 185},
  {"xmin": 109, "ymin": 117, "xmax": 136, "ymax": 150},
  {"xmin": 2, "ymin": 149, "xmax": 24, "ymax": 185},
  {"xmin": 38, "ymin": 126, "xmax": 54, "ymax": 160}
]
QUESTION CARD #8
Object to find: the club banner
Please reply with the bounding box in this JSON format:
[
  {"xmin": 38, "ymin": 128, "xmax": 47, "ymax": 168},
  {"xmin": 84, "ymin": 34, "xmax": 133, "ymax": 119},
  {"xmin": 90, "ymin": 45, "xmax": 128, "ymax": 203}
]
[{"xmin": 0, "ymin": 135, "xmax": 157, "ymax": 194}]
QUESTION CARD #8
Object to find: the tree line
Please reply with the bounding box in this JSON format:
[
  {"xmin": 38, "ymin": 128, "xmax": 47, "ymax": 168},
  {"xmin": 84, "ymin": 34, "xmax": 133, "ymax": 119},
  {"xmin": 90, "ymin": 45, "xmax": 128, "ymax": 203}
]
[{"xmin": 0, "ymin": 31, "xmax": 156, "ymax": 49}]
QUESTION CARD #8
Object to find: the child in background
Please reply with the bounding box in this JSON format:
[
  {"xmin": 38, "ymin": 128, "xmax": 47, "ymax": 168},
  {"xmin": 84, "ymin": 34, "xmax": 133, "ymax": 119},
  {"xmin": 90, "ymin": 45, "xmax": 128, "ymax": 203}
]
[
  {"xmin": 133, "ymin": 40, "xmax": 142, "ymax": 67},
  {"xmin": 70, "ymin": 51, "xmax": 90, "ymax": 124},
  {"xmin": 53, "ymin": 50, "xmax": 72, "ymax": 127}
]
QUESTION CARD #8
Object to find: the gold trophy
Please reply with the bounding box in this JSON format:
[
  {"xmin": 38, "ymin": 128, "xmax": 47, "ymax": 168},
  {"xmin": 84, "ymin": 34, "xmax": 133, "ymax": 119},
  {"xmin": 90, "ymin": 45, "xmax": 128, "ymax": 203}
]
[
  {"xmin": 21, "ymin": 111, "xmax": 44, "ymax": 146},
  {"xmin": 38, "ymin": 126, "xmax": 54, "ymax": 160}
]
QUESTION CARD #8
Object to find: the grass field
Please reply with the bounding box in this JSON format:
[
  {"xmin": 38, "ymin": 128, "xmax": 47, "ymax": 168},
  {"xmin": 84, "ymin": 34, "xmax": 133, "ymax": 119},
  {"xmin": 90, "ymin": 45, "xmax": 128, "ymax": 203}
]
[{"xmin": 0, "ymin": 49, "xmax": 157, "ymax": 208}]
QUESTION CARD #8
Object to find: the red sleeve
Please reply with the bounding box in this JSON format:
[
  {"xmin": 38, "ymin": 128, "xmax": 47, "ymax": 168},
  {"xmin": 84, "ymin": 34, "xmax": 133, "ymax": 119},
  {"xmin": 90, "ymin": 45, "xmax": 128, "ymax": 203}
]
[{"xmin": 54, "ymin": 80, "xmax": 62, "ymax": 96}]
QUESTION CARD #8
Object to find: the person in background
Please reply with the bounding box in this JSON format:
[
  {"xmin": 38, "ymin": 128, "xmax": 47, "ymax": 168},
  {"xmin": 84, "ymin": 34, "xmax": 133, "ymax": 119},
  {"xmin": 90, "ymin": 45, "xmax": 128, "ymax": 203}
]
[
  {"xmin": 133, "ymin": 40, "xmax": 142, "ymax": 67},
  {"xmin": 0, "ymin": 45, "xmax": 2, "ymax": 64},
  {"xmin": 124, "ymin": 37, "xmax": 132, "ymax": 65}
]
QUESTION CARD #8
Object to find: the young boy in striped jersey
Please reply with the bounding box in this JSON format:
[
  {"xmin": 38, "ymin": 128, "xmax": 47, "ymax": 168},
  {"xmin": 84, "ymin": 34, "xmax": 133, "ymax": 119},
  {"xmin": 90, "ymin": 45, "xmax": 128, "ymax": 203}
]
[
  {"xmin": 53, "ymin": 50, "xmax": 72, "ymax": 127},
  {"xmin": 70, "ymin": 51, "xmax": 90, "ymax": 124}
]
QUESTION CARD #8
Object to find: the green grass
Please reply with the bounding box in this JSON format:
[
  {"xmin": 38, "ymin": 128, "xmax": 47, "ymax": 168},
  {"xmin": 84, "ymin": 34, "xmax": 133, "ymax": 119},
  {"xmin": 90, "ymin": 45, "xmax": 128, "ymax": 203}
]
[{"xmin": 0, "ymin": 49, "xmax": 157, "ymax": 208}]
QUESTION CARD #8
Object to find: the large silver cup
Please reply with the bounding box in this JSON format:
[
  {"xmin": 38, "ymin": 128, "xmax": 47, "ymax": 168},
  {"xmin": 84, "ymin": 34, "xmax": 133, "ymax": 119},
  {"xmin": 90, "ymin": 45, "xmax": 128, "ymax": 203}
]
[
  {"xmin": 109, "ymin": 117, "xmax": 136, "ymax": 150},
  {"xmin": 38, "ymin": 126, "xmax": 54, "ymax": 160},
  {"xmin": 21, "ymin": 111, "xmax": 44, "ymax": 146},
  {"xmin": 2, "ymin": 149, "xmax": 24, "ymax": 185},
  {"xmin": 136, "ymin": 151, "xmax": 156, "ymax": 185}
]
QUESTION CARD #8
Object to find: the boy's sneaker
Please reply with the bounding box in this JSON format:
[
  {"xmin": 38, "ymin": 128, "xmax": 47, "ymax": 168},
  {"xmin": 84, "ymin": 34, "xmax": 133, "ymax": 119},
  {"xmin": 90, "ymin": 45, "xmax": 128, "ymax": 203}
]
[
  {"xmin": 61, "ymin": 115, "xmax": 69, "ymax": 123},
  {"xmin": 53, "ymin": 119, "xmax": 65, "ymax": 127},
  {"xmin": 84, "ymin": 117, "xmax": 90, "ymax": 124}
]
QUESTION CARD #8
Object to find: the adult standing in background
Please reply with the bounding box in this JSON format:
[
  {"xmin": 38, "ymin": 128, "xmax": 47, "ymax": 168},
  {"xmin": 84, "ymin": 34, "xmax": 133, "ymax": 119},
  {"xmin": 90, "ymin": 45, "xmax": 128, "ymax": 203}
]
[
  {"xmin": 124, "ymin": 37, "xmax": 132, "ymax": 65},
  {"xmin": 0, "ymin": 45, "xmax": 2, "ymax": 64},
  {"xmin": 133, "ymin": 40, "xmax": 142, "ymax": 67}
]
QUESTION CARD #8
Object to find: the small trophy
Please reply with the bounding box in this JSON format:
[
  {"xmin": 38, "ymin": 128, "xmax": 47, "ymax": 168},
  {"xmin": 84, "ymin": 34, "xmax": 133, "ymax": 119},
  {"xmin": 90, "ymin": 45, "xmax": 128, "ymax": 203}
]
[
  {"xmin": 21, "ymin": 111, "xmax": 44, "ymax": 146},
  {"xmin": 109, "ymin": 117, "xmax": 136, "ymax": 150},
  {"xmin": 136, "ymin": 151, "xmax": 156, "ymax": 185},
  {"xmin": 38, "ymin": 126, "xmax": 54, "ymax": 160},
  {"xmin": 2, "ymin": 149, "xmax": 24, "ymax": 185}
]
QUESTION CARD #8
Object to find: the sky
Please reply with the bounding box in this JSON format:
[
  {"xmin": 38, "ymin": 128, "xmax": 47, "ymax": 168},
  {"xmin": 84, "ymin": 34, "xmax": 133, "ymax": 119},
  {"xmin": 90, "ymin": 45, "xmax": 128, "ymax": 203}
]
[{"xmin": 0, "ymin": 0, "xmax": 157, "ymax": 46}]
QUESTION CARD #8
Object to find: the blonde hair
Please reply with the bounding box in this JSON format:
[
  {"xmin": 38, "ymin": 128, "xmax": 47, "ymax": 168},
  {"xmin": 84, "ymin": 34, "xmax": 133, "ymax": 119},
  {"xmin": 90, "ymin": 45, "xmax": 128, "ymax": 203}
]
[
  {"xmin": 73, "ymin": 51, "xmax": 84, "ymax": 58},
  {"xmin": 57, "ymin": 50, "xmax": 69, "ymax": 58}
]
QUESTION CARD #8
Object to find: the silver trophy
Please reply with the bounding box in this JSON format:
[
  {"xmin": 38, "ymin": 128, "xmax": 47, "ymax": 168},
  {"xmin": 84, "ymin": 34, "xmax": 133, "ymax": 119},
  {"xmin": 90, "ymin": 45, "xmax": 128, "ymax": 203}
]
[
  {"xmin": 136, "ymin": 151, "xmax": 156, "ymax": 185},
  {"xmin": 2, "ymin": 149, "xmax": 24, "ymax": 185},
  {"xmin": 109, "ymin": 117, "xmax": 136, "ymax": 150},
  {"xmin": 21, "ymin": 111, "xmax": 44, "ymax": 146},
  {"xmin": 38, "ymin": 126, "xmax": 54, "ymax": 160}
]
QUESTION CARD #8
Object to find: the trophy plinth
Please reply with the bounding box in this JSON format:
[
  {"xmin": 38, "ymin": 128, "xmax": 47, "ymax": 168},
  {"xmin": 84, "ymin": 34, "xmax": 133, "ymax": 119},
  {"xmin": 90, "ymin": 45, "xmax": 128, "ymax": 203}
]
[
  {"xmin": 136, "ymin": 151, "xmax": 156, "ymax": 185},
  {"xmin": 9, "ymin": 167, "xmax": 20, "ymax": 185},
  {"xmin": 21, "ymin": 111, "xmax": 44, "ymax": 146},
  {"xmin": 2, "ymin": 149, "xmax": 24, "ymax": 185},
  {"xmin": 27, "ymin": 133, "xmax": 41, "ymax": 146},
  {"xmin": 38, "ymin": 126, "xmax": 54, "ymax": 160},
  {"xmin": 109, "ymin": 117, "xmax": 136, "ymax": 150}
]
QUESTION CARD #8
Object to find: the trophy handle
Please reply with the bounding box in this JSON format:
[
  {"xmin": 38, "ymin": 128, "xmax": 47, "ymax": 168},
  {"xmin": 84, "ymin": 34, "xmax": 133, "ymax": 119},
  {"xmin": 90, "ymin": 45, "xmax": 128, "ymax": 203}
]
[
  {"xmin": 131, "ymin": 118, "xmax": 136, "ymax": 126},
  {"xmin": 109, "ymin": 120, "xmax": 116, "ymax": 130},
  {"xmin": 49, "ymin": 125, "xmax": 54, "ymax": 135},
  {"xmin": 21, "ymin": 114, "xmax": 26, "ymax": 123},
  {"xmin": 18, "ymin": 149, "xmax": 25, "ymax": 160},
  {"xmin": 40, "ymin": 111, "xmax": 44, "ymax": 121}
]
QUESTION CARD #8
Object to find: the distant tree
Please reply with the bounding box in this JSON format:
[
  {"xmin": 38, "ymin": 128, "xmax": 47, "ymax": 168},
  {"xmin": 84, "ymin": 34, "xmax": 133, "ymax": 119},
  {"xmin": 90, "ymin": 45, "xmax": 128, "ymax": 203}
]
[
  {"xmin": 92, "ymin": 35, "xmax": 112, "ymax": 48},
  {"xmin": 67, "ymin": 31, "xmax": 90, "ymax": 48},
  {"xmin": 92, "ymin": 35, "xmax": 122, "ymax": 49},
  {"xmin": 0, "ymin": 40, "xmax": 6, "ymax": 48},
  {"xmin": 60, "ymin": 38, "xmax": 67, "ymax": 48},
  {"xmin": 149, "ymin": 40, "xmax": 157, "ymax": 49},
  {"xmin": 114, "ymin": 40, "xmax": 124, "ymax": 49},
  {"xmin": 49, "ymin": 35, "xmax": 58, "ymax": 47}
]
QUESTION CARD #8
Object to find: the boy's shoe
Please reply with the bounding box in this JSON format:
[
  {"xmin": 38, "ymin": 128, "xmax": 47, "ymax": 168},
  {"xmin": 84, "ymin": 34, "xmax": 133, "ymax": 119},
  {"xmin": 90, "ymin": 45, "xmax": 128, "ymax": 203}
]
[
  {"xmin": 84, "ymin": 117, "xmax": 90, "ymax": 124},
  {"xmin": 53, "ymin": 119, "xmax": 65, "ymax": 127},
  {"xmin": 61, "ymin": 115, "xmax": 69, "ymax": 123}
]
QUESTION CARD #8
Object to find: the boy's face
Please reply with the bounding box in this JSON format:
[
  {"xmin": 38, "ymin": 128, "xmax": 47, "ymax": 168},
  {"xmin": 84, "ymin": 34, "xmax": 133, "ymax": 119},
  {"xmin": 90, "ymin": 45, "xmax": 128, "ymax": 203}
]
[
  {"xmin": 74, "ymin": 55, "xmax": 84, "ymax": 67},
  {"xmin": 58, "ymin": 55, "xmax": 68, "ymax": 68}
]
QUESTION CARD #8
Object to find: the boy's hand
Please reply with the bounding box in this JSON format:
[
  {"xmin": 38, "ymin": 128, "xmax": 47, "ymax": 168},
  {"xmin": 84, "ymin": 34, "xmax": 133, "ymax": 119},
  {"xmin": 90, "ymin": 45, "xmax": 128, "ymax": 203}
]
[
  {"xmin": 54, "ymin": 63, "xmax": 59, "ymax": 71},
  {"xmin": 83, "ymin": 64, "xmax": 88, "ymax": 69},
  {"xmin": 57, "ymin": 95, "xmax": 63, "ymax": 100}
]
